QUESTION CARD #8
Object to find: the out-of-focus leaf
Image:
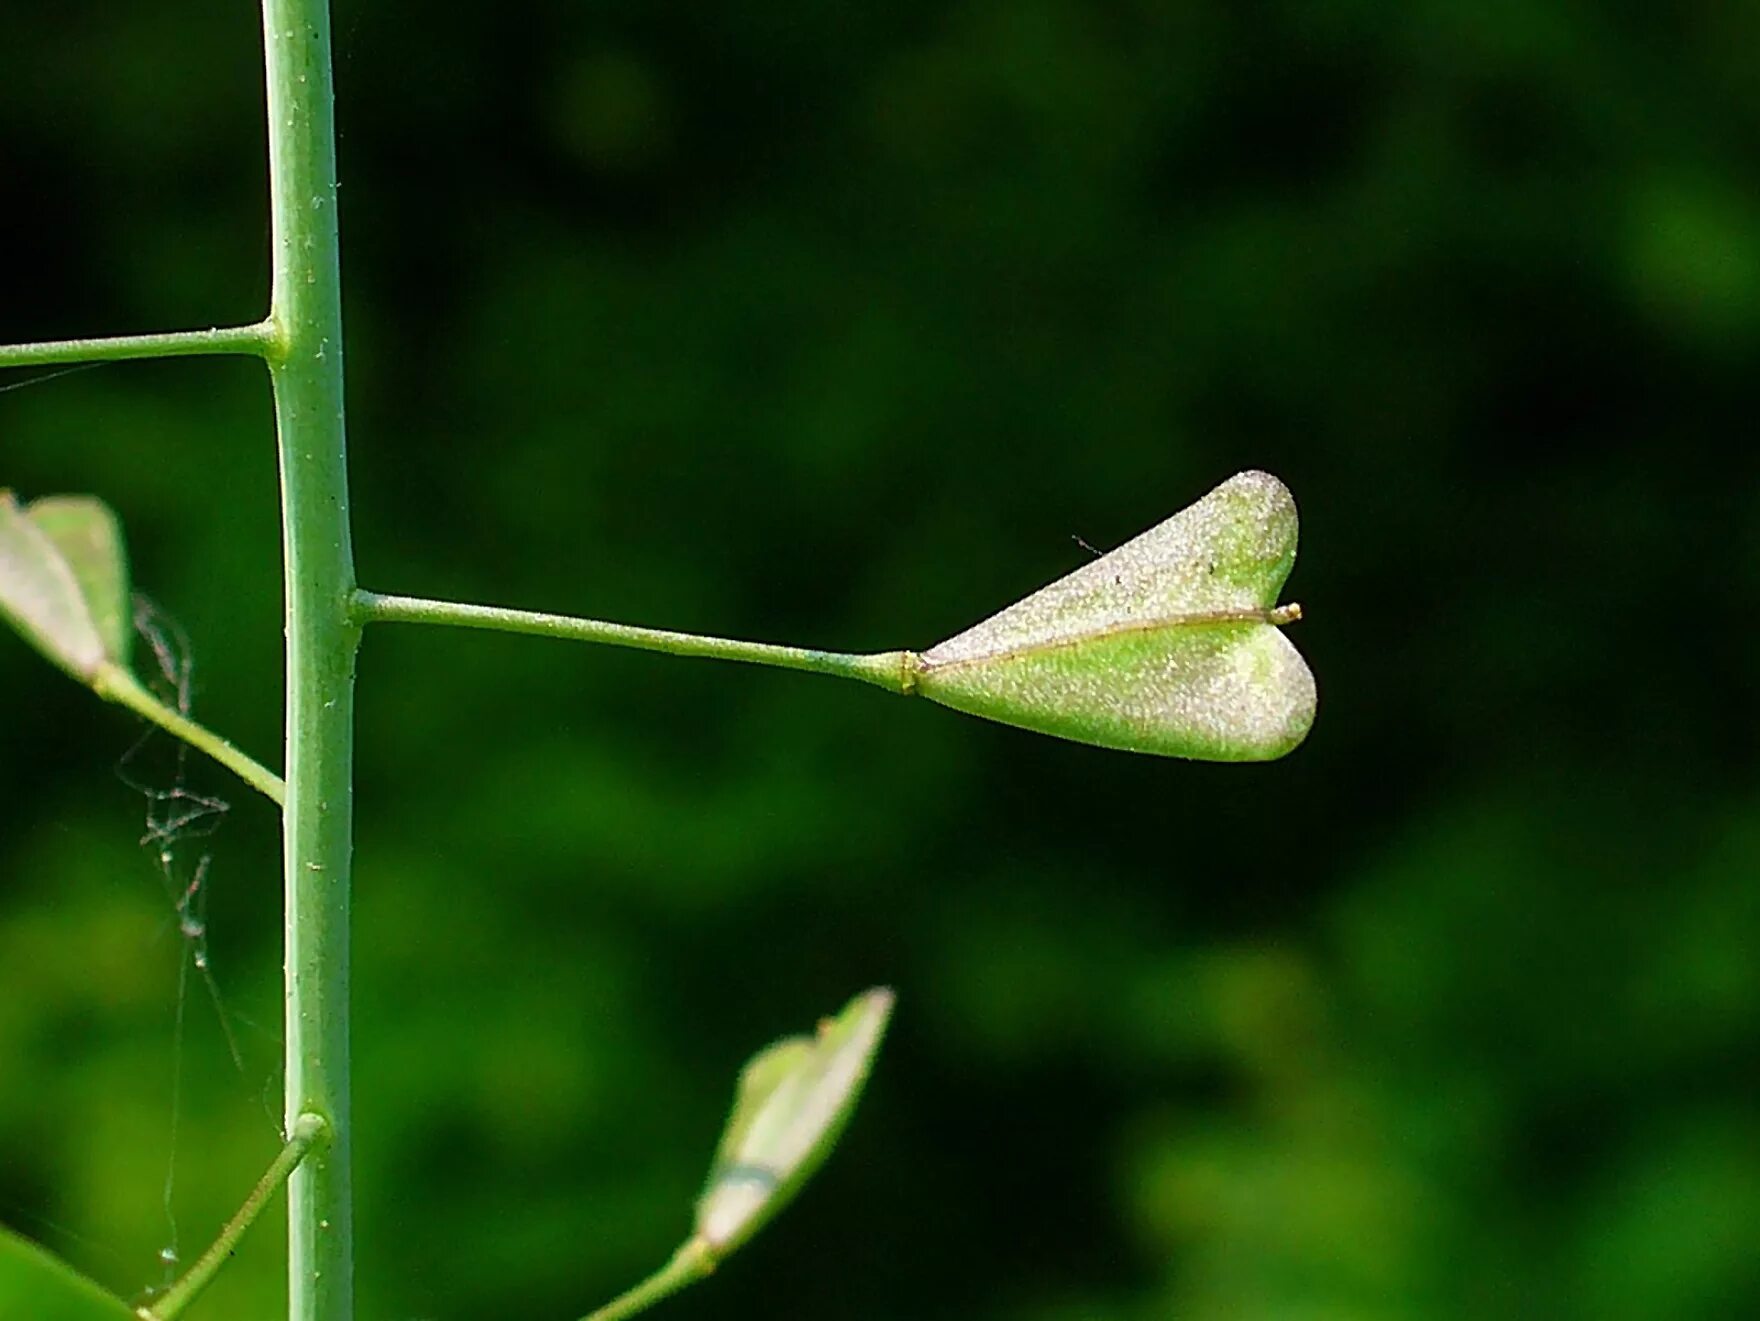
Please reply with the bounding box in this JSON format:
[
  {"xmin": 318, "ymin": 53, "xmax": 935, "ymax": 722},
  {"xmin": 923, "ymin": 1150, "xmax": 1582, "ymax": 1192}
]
[
  {"xmin": 0, "ymin": 1224, "xmax": 140, "ymax": 1321},
  {"xmin": 0, "ymin": 491, "xmax": 131, "ymax": 683},
  {"xmin": 915, "ymin": 470, "xmax": 1315, "ymax": 761},
  {"xmin": 694, "ymin": 987, "xmax": 894, "ymax": 1255}
]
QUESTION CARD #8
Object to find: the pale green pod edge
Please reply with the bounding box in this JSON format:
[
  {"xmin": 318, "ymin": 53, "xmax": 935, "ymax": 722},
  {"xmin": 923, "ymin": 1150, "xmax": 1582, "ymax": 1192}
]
[
  {"xmin": 26, "ymin": 495, "xmax": 132, "ymax": 669},
  {"xmin": 912, "ymin": 470, "xmax": 1316, "ymax": 761}
]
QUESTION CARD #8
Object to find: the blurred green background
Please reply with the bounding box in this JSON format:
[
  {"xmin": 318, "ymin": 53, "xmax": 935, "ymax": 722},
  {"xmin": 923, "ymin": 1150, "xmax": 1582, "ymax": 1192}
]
[{"xmin": 4, "ymin": 2, "xmax": 1759, "ymax": 1318}]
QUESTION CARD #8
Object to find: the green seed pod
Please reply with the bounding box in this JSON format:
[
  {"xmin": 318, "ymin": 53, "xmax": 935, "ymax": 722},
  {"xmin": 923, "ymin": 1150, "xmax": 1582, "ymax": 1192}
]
[
  {"xmin": 694, "ymin": 988, "xmax": 894, "ymax": 1256},
  {"xmin": 0, "ymin": 491, "xmax": 131, "ymax": 683},
  {"xmin": 911, "ymin": 470, "xmax": 1315, "ymax": 761}
]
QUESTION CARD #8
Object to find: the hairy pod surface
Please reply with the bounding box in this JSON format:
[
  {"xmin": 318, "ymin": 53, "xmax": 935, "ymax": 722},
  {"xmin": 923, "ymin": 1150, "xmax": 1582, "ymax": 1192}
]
[{"xmin": 916, "ymin": 470, "xmax": 1316, "ymax": 761}]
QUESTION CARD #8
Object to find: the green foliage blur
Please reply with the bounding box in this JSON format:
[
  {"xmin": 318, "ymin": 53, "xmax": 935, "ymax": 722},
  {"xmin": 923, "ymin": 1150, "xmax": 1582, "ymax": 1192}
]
[{"xmin": 4, "ymin": 3, "xmax": 1759, "ymax": 1318}]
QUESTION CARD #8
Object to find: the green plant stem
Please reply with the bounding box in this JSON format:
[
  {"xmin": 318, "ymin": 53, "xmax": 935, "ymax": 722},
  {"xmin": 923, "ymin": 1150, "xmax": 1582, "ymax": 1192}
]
[
  {"xmin": 353, "ymin": 590, "xmax": 915, "ymax": 694},
  {"xmin": 580, "ymin": 1240, "xmax": 717, "ymax": 1321},
  {"xmin": 0, "ymin": 324, "xmax": 271, "ymax": 370},
  {"xmin": 261, "ymin": 1, "xmax": 358, "ymax": 1318},
  {"xmin": 95, "ymin": 665, "xmax": 287, "ymax": 805},
  {"xmin": 141, "ymin": 1115, "xmax": 329, "ymax": 1321}
]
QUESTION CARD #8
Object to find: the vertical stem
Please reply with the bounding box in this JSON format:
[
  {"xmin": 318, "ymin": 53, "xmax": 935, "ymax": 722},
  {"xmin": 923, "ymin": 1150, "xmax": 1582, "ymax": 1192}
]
[{"xmin": 261, "ymin": 2, "xmax": 358, "ymax": 1320}]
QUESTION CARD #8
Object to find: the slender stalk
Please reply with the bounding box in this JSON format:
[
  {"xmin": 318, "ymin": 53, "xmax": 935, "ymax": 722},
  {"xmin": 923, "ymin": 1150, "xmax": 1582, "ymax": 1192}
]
[
  {"xmin": 0, "ymin": 324, "xmax": 271, "ymax": 370},
  {"xmin": 140, "ymin": 1115, "xmax": 329, "ymax": 1321},
  {"xmin": 95, "ymin": 665, "xmax": 287, "ymax": 805},
  {"xmin": 580, "ymin": 1240, "xmax": 717, "ymax": 1321},
  {"xmin": 261, "ymin": 1, "xmax": 358, "ymax": 1318},
  {"xmin": 353, "ymin": 590, "xmax": 914, "ymax": 694}
]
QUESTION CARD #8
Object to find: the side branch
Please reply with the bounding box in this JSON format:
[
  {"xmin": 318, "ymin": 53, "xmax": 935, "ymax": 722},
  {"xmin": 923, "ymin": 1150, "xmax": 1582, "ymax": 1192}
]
[
  {"xmin": 95, "ymin": 665, "xmax": 288, "ymax": 806},
  {"xmin": 0, "ymin": 324, "xmax": 274, "ymax": 370},
  {"xmin": 352, "ymin": 589, "xmax": 913, "ymax": 694},
  {"xmin": 141, "ymin": 1114, "xmax": 330, "ymax": 1321}
]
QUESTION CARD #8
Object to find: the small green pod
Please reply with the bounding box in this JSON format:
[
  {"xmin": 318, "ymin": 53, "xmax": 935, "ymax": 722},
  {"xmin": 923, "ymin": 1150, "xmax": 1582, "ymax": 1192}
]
[
  {"xmin": 0, "ymin": 491, "xmax": 130, "ymax": 683},
  {"xmin": 694, "ymin": 988, "xmax": 894, "ymax": 1256},
  {"xmin": 913, "ymin": 471, "xmax": 1315, "ymax": 761}
]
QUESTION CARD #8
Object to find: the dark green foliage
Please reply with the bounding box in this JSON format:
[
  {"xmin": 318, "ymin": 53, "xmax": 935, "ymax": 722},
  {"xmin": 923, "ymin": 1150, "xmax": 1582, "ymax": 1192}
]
[{"xmin": 2, "ymin": 2, "xmax": 1757, "ymax": 1318}]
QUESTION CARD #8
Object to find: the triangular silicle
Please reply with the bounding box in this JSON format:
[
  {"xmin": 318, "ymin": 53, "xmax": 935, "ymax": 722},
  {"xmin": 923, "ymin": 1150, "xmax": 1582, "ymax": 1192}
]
[{"xmin": 913, "ymin": 470, "xmax": 1316, "ymax": 761}]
